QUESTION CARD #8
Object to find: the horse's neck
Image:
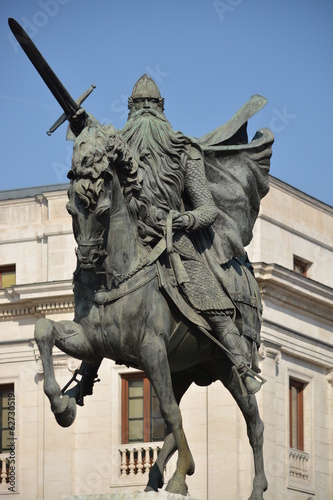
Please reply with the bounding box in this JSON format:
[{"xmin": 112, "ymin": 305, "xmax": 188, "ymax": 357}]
[{"xmin": 106, "ymin": 175, "xmax": 146, "ymax": 278}]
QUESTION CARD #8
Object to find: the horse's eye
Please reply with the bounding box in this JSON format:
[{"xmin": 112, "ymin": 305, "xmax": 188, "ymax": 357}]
[{"xmin": 67, "ymin": 170, "xmax": 75, "ymax": 180}]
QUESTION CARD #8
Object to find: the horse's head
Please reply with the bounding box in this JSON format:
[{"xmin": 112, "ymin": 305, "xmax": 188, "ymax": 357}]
[
  {"xmin": 66, "ymin": 127, "xmax": 112, "ymax": 271},
  {"xmin": 66, "ymin": 126, "xmax": 142, "ymax": 272}
]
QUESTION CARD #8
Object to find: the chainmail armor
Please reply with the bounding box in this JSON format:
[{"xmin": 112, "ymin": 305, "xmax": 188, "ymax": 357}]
[
  {"xmin": 167, "ymin": 146, "xmax": 234, "ymax": 313},
  {"xmin": 183, "ymin": 153, "xmax": 218, "ymax": 230}
]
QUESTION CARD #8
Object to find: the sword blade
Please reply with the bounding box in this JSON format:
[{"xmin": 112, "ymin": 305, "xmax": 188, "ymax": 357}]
[{"xmin": 8, "ymin": 18, "xmax": 79, "ymax": 119}]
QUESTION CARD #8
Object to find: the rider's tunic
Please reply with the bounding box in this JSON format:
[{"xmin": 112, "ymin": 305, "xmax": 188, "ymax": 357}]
[{"xmin": 139, "ymin": 145, "xmax": 235, "ymax": 315}]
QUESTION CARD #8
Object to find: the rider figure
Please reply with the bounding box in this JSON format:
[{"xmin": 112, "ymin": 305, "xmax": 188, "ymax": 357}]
[{"xmin": 67, "ymin": 75, "xmax": 261, "ymax": 398}]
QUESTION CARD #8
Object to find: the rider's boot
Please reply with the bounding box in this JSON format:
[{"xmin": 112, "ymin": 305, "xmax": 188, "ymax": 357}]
[
  {"xmin": 207, "ymin": 315, "xmax": 261, "ymax": 394},
  {"xmin": 62, "ymin": 361, "xmax": 101, "ymax": 406}
]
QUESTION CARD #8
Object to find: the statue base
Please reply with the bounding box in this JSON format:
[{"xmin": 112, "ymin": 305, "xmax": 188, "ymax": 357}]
[{"xmin": 65, "ymin": 491, "xmax": 199, "ymax": 500}]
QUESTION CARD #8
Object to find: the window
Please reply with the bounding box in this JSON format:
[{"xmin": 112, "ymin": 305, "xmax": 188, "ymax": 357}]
[
  {"xmin": 293, "ymin": 256, "xmax": 311, "ymax": 277},
  {"xmin": 121, "ymin": 373, "xmax": 165, "ymax": 444},
  {"xmin": 0, "ymin": 265, "xmax": 16, "ymax": 289},
  {"xmin": 289, "ymin": 379, "xmax": 304, "ymax": 450}
]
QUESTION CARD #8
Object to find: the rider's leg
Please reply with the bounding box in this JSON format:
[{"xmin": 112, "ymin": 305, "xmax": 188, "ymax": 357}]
[{"xmin": 206, "ymin": 314, "xmax": 261, "ymax": 394}]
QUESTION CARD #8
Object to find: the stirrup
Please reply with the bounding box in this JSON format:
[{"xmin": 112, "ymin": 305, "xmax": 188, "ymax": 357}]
[
  {"xmin": 232, "ymin": 363, "xmax": 266, "ymax": 396},
  {"xmin": 61, "ymin": 368, "xmax": 100, "ymax": 407}
]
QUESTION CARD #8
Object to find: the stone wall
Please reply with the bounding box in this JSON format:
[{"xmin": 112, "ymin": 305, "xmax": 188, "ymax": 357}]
[{"xmin": 0, "ymin": 179, "xmax": 332, "ymax": 499}]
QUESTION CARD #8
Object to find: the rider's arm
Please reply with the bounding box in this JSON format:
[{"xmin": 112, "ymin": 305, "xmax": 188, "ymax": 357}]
[{"xmin": 181, "ymin": 145, "xmax": 218, "ymax": 231}]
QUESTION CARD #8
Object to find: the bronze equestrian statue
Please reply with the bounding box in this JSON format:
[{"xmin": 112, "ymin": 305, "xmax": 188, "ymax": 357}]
[{"xmin": 9, "ymin": 18, "xmax": 273, "ymax": 499}]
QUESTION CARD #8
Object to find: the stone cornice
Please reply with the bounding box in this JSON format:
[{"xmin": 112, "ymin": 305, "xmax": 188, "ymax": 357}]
[
  {"xmin": 0, "ymin": 280, "xmax": 74, "ymax": 320},
  {"xmin": 0, "ymin": 337, "xmax": 79, "ymax": 369},
  {"xmin": 269, "ymin": 176, "xmax": 333, "ymax": 214},
  {"xmin": 261, "ymin": 319, "xmax": 333, "ymax": 369},
  {"xmin": 257, "ymin": 213, "xmax": 333, "ymax": 253},
  {"xmin": 253, "ymin": 262, "xmax": 333, "ymax": 324},
  {"xmin": 0, "ymin": 221, "xmax": 73, "ymax": 245}
]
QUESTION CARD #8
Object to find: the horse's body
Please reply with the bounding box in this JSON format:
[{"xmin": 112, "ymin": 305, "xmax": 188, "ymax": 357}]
[{"xmin": 34, "ymin": 127, "xmax": 267, "ymax": 499}]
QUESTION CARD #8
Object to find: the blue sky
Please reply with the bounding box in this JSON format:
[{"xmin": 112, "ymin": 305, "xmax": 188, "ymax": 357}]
[{"xmin": 1, "ymin": 0, "xmax": 332, "ymax": 206}]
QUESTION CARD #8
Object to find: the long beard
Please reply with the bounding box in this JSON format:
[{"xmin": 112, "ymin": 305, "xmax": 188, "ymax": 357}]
[{"xmin": 121, "ymin": 109, "xmax": 189, "ymax": 218}]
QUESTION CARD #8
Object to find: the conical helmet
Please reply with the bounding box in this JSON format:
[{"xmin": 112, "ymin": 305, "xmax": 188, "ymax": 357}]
[{"xmin": 131, "ymin": 74, "xmax": 162, "ymax": 100}]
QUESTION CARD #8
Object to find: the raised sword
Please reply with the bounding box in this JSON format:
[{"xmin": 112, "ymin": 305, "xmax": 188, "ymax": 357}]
[{"xmin": 8, "ymin": 18, "xmax": 94, "ymax": 135}]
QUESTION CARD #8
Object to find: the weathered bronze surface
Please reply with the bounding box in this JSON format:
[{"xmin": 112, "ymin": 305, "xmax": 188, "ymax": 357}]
[{"xmin": 10, "ymin": 18, "xmax": 274, "ymax": 499}]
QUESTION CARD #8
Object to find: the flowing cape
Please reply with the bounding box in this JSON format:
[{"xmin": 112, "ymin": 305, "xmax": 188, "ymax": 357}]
[{"xmin": 192, "ymin": 95, "xmax": 274, "ymax": 264}]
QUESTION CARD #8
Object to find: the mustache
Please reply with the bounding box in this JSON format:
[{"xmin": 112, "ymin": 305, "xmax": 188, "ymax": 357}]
[{"xmin": 129, "ymin": 107, "xmax": 166, "ymax": 121}]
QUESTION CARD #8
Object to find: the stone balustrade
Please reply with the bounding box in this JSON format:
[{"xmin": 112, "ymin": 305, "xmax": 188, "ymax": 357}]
[
  {"xmin": 119, "ymin": 443, "xmax": 162, "ymax": 477},
  {"xmin": 289, "ymin": 448, "xmax": 310, "ymax": 481},
  {"xmin": 0, "ymin": 453, "xmax": 10, "ymax": 491}
]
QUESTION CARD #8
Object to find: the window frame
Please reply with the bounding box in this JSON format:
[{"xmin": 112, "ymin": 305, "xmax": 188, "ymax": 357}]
[
  {"xmin": 121, "ymin": 373, "xmax": 164, "ymax": 444},
  {"xmin": 293, "ymin": 256, "xmax": 311, "ymax": 277},
  {"xmin": 0, "ymin": 265, "xmax": 16, "ymax": 289},
  {"xmin": 289, "ymin": 378, "xmax": 305, "ymax": 451}
]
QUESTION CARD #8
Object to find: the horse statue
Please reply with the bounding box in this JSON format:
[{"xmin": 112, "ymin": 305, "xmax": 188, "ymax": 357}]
[{"xmin": 34, "ymin": 126, "xmax": 268, "ymax": 499}]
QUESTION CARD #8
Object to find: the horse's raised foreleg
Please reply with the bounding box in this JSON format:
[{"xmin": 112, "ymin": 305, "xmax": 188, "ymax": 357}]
[
  {"xmin": 226, "ymin": 373, "xmax": 267, "ymax": 500},
  {"xmin": 34, "ymin": 318, "xmax": 100, "ymax": 427},
  {"xmin": 145, "ymin": 371, "xmax": 193, "ymax": 492},
  {"xmin": 139, "ymin": 339, "xmax": 194, "ymax": 496}
]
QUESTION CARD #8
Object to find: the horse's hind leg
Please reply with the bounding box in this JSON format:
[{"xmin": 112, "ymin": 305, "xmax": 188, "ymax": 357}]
[
  {"xmin": 34, "ymin": 318, "xmax": 100, "ymax": 427},
  {"xmin": 139, "ymin": 339, "xmax": 194, "ymax": 496},
  {"xmin": 225, "ymin": 373, "xmax": 267, "ymax": 500},
  {"xmin": 146, "ymin": 371, "xmax": 193, "ymax": 492}
]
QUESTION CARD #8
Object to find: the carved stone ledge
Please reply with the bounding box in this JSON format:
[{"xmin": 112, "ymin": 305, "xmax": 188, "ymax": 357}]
[
  {"xmin": 327, "ymin": 371, "xmax": 333, "ymax": 387},
  {"xmin": 34, "ymin": 194, "xmax": 48, "ymax": 206},
  {"xmin": 253, "ymin": 262, "xmax": 333, "ymax": 324},
  {"xmin": 0, "ymin": 300, "xmax": 75, "ymax": 320},
  {"xmin": 0, "ymin": 306, "xmax": 35, "ymax": 320},
  {"xmin": 36, "ymin": 357, "xmax": 79, "ymax": 374},
  {"xmin": 260, "ymin": 286, "xmax": 333, "ymax": 322},
  {"xmin": 36, "ymin": 301, "xmax": 74, "ymax": 314},
  {"xmin": 258, "ymin": 342, "xmax": 281, "ymax": 364}
]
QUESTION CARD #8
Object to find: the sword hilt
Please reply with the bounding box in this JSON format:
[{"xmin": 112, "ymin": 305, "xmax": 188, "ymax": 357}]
[{"xmin": 47, "ymin": 84, "xmax": 96, "ymax": 136}]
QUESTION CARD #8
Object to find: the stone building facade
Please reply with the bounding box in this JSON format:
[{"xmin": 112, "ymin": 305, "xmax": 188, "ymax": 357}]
[{"xmin": 0, "ymin": 177, "xmax": 332, "ymax": 500}]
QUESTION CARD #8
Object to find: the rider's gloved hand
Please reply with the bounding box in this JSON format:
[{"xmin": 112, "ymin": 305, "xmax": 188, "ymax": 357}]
[
  {"xmin": 70, "ymin": 107, "xmax": 88, "ymax": 136},
  {"xmin": 171, "ymin": 211, "xmax": 194, "ymax": 230}
]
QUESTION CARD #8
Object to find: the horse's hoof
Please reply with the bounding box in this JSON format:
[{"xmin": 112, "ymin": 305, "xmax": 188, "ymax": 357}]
[
  {"xmin": 166, "ymin": 472, "xmax": 188, "ymax": 496},
  {"xmin": 145, "ymin": 462, "xmax": 164, "ymax": 491},
  {"xmin": 144, "ymin": 486, "xmax": 158, "ymax": 493},
  {"xmin": 54, "ymin": 395, "xmax": 77, "ymax": 427}
]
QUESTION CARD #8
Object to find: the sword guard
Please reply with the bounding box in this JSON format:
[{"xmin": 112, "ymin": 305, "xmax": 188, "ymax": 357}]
[{"xmin": 46, "ymin": 84, "xmax": 96, "ymax": 136}]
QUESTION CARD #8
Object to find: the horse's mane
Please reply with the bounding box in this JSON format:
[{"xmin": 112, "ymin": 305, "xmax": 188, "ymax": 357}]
[{"xmin": 68, "ymin": 126, "xmax": 142, "ymax": 209}]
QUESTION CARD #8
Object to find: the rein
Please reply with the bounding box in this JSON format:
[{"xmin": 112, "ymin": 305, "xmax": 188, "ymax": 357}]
[
  {"xmin": 76, "ymin": 238, "xmax": 104, "ymax": 247},
  {"xmin": 75, "ymin": 235, "xmax": 167, "ymax": 307}
]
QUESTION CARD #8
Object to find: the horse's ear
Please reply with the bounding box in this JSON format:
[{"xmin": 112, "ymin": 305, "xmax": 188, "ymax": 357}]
[{"xmin": 67, "ymin": 169, "xmax": 75, "ymax": 180}]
